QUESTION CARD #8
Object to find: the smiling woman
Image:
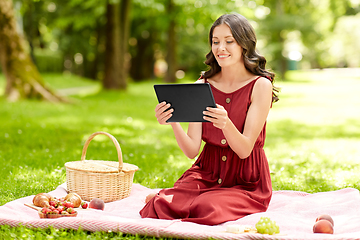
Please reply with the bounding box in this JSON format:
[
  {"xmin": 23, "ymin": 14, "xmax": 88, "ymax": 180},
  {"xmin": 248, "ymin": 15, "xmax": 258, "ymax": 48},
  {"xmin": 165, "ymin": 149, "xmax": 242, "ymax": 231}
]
[
  {"xmin": 140, "ymin": 13, "xmax": 277, "ymax": 226},
  {"xmin": 211, "ymin": 24, "xmax": 244, "ymax": 69},
  {"xmin": 203, "ymin": 13, "xmax": 278, "ymax": 102}
]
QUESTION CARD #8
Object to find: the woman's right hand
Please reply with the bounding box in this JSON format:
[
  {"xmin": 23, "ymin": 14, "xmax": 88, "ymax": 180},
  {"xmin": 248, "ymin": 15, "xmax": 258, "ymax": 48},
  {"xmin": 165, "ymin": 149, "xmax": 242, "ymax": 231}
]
[{"xmin": 155, "ymin": 101, "xmax": 174, "ymax": 125}]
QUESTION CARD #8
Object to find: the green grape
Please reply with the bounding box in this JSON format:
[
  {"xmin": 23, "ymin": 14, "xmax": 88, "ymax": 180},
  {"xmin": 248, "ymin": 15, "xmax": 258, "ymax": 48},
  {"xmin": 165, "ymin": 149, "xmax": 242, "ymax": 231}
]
[{"xmin": 255, "ymin": 217, "xmax": 280, "ymax": 235}]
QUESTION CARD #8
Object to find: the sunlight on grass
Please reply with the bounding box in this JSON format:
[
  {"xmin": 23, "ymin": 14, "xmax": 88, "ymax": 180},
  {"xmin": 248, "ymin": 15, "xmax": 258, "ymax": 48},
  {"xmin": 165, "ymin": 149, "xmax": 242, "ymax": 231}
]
[
  {"xmin": 267, "ymin": 69, "xmax": 360, "ymax": 192},
  {"xmin": 0, "ymin": 73, "xmax": 101, "ymax": 97},
  {"xmin": 2, "ymin": 166, "xmax": 65, "ymax": 204},
  {"xmin": 270, "ymin": 76, "xmax": 360, "ymax": 125},
  {"xmin": 167, "ymin": 154, "xmax": 193, "ymax": 169},
  {"xmin": 1, "ymin": 69, "xmax": 360, "ymax": 239}
]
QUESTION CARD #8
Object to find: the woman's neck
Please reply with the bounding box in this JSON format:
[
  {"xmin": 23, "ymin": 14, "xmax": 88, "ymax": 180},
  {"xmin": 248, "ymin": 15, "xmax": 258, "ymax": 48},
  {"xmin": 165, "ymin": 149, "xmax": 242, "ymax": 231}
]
[
  {"xmin": 207, "ymin": 63, "xmax": 257, "ymax": 93},
  {"xmin": 218, "ymin": 64, "xmax": 254, "ymax": 83}
]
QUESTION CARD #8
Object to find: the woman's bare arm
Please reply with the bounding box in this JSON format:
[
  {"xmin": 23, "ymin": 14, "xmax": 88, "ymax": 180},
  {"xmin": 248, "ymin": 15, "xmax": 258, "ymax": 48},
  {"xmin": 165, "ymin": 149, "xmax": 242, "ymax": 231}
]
[{"xmin": 203, "ymin": 77, "xmax": 272, "ymax": 159}]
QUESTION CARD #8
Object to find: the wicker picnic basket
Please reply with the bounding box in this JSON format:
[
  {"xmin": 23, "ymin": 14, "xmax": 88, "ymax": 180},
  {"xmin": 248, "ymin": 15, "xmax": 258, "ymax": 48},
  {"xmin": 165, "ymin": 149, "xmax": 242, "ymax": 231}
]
[{"xmin": 65, "ymin": 131, "xmax": 138, "ymax": 203}]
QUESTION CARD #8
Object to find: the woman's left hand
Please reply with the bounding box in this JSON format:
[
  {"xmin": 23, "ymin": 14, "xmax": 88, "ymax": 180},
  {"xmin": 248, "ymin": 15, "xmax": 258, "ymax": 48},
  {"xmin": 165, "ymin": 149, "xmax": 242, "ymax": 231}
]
[{"xmin": 203, "ymin": 104, "xmax": 229, "ymax": 129}]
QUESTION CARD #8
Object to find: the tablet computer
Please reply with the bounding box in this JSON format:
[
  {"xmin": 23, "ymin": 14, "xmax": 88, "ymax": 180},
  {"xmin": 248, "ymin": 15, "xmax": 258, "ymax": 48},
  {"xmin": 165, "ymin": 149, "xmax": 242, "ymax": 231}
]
[{"xmin": 154, "ymin": 83, "xmax": 216, "ymax": 122}]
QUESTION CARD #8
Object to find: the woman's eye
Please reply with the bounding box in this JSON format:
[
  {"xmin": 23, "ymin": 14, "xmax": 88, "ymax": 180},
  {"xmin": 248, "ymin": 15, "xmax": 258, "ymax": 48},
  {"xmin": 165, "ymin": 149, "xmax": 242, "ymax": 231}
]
[
  {"xmin": 227, "ymin": 41, "xmax": 234, "ymax": 44},
  {"xmin": 213, "ymin": 41, "xmax": 219, "ymax": 45}
]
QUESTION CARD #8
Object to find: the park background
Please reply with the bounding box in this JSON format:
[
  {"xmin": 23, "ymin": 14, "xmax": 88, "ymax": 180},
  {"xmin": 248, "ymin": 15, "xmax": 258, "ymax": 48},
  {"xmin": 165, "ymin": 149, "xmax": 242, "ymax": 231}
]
[{"xmin": 1, "ymin": 0, "xmax": 360, "ymax": 239}]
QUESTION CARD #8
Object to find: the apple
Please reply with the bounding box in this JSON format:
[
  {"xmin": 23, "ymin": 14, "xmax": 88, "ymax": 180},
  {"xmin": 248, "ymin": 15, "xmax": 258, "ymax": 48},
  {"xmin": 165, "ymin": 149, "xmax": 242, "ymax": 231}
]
[
  {"xmin": 316, "ymin": 214, "xmax": 334, "ymax": 226},
  {"xmin": 313, "ymin": 220, "xmax": 334, "ymax": 234},
  {"xmin": 89, "ymin": 198, "xmax": 105, "ymax": 210}
]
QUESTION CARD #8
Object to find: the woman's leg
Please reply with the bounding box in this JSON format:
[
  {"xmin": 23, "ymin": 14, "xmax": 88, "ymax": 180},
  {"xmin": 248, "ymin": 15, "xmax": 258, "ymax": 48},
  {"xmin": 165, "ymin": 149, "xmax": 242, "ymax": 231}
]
[{"xmin": 183, "ymin": 189, "xmax": 267, "ymax": 225}]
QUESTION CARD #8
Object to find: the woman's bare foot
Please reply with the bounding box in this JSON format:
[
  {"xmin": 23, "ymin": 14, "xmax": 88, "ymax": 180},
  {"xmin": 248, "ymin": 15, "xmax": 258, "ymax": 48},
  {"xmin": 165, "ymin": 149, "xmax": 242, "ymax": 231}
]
[{"xmin": 145, "ymin": 192, "xmax": 157, "ymax": 203}]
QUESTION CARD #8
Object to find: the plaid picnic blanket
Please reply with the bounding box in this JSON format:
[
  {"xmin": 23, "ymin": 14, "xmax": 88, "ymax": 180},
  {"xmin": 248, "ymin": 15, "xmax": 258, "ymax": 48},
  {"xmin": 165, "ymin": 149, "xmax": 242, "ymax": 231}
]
[{"xmin": 1, "ymin": 183, "xmax": 360, "ymax": 239}]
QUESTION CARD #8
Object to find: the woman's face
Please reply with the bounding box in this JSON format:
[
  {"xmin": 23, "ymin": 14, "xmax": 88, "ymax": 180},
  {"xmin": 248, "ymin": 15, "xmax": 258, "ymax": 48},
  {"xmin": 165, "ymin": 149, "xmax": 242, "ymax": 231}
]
[{"xmin": 211, "ymin": 24, "xmax": 243, "ymax": 68}]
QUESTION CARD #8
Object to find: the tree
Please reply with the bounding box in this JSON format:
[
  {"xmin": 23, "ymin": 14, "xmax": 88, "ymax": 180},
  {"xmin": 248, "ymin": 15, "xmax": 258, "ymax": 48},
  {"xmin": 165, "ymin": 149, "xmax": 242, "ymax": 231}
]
[
  {"xmin": 164, "ymin": 0, "xmax": 177, "ymax": 83},
  {"xmin": 103, "ymin": 0, "xmax": 122, "ymax": 89},
  {"xmin": 0, "ymin": 0, "xmax": 65, "ymax": 102},
  {"xmin": 119, "ymin": 0, "xmax": 131, "ymax": 88},
  {"xmin": 128, "ymin": 1, "xmax": 161, "ymax": 81},
  {"xmin": 103, "ymin": 0, "xmax": 131, "ymax": 89}
]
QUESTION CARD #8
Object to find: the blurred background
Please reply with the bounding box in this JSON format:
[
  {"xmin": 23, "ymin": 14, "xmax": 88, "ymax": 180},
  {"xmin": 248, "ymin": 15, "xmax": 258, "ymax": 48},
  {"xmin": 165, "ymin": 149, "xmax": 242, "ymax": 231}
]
[
  {"xmin": 0, "ymin": 0, "xmax": 360, "ymax": 99},
  {"xmin": 1, "ymin": 0, "xmax": 360, "ymax": 213}
]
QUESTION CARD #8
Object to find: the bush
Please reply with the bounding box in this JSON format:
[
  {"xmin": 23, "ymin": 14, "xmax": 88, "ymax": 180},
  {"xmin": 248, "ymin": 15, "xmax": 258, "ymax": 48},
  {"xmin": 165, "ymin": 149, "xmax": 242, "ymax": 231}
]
[{"xmin": 33, "ymin": 49, "xmax": 63, "ymax": 73}]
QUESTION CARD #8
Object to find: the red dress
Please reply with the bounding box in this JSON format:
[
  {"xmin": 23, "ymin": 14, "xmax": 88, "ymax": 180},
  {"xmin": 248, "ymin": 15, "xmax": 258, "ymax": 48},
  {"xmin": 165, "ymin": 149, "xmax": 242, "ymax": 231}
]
[{"xmin": 140, "ymin": 77, "xmax": 272, "ymax": 225}]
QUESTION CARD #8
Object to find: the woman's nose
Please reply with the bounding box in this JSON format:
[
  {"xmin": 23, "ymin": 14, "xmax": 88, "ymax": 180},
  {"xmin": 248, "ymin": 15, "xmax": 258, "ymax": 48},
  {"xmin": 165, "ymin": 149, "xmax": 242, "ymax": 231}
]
[{"xmin": 219, "ymin": 42, "xmax": 226, "ymax": 51}]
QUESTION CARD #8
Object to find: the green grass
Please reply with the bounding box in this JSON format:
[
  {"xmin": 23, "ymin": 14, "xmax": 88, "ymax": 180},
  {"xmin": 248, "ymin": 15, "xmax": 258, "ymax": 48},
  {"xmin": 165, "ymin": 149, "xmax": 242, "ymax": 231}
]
[
  {"xmin": 267, "ymin": 68, "xmax": 360, "ymax": 192},
  {"xmin": 1, "ymin": 69, "xmax": 360, "ymax": 238}
]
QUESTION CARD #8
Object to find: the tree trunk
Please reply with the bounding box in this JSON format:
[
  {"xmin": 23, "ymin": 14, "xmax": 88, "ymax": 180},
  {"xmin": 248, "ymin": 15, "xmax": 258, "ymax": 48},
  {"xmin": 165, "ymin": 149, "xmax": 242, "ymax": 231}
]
[
  {"xmin": 165, "ymin": 0, "xmax": 177, "ymax": 83},
  {"xmin": 25, "ymin": 0, "xmax": 37, "ymax": 65},
  {"xmin": 0, "ymin": 0, "xmax": 66, "ymax": 102},
  {"xmin": 103, "ymin": 1, "xmax": 121, "ymax": 89},
  {"xmin": 103, "ymin": 0, "xmax": 131, "ymax": 90},
  {"xmin": 119, "ymin": 0, "xmax": 131, "ymax": 88}
]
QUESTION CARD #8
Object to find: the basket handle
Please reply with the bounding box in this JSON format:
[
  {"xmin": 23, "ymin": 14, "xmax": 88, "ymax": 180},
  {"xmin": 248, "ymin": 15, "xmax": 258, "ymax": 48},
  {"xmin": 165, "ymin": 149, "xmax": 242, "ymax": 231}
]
[{"xmin": 81, "ymin": 131, "xmax": 123, "ymax": 171}]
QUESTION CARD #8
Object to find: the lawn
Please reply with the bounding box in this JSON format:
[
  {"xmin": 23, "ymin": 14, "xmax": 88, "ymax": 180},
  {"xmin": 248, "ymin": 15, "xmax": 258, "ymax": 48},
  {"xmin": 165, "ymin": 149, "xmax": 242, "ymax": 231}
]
[{"xmin": 0, "ymin": 69, "xmax": 360, "ymax": 239}]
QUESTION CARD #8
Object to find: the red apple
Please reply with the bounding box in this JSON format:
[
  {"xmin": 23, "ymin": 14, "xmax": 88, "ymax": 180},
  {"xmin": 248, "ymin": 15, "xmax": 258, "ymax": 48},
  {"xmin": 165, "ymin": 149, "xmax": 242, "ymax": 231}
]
[
  {"xmin": 316, "ymin": 214, "xmax": 334, "ymax": 226},
  {"xmin": 313, "ymin": 220, "xmax": 334, "ymax": 234},
  {"xmin": 89, "ymin": 198, "xmax": 105, "ymax": 210}
]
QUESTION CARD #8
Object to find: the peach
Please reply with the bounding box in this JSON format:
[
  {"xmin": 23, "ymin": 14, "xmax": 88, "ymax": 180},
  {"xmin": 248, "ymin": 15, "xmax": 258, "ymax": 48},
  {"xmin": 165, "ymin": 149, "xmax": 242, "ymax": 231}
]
[
  {"xmin": 89, "ymin": 198, "xmax": 105, "ymax": 210},
  {"xmin": 313, "ymin": 220, "xmax": 334, "ymax": 234},
  {"xmin": 316, "ymin": 214, "xmax": 334, "ymax": 226}
]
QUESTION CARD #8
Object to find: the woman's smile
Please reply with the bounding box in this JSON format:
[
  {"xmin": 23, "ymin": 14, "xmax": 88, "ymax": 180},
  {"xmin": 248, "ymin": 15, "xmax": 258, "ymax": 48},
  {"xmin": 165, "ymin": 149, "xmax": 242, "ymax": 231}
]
[
  {"xmin": 218, "ymin": 54, "xmax": 230, "ymax": 59},
  {"xmin": 212, "ymin": 24, "xmax": 243, "ymax": 68}
]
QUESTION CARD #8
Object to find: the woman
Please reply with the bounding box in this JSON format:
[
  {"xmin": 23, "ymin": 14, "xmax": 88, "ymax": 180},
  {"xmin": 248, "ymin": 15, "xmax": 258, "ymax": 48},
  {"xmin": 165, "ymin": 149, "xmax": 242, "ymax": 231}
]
[{"xmin": 140, "ymin": 13, "xmax": 278, "ymax": 226}]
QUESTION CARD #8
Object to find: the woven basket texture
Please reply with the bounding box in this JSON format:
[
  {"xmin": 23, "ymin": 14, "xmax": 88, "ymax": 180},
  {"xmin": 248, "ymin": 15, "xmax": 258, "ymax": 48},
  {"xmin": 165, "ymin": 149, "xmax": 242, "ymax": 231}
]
[{"xmin": 65, "ymin": 132, "xmax": 138, "ymax": 203}]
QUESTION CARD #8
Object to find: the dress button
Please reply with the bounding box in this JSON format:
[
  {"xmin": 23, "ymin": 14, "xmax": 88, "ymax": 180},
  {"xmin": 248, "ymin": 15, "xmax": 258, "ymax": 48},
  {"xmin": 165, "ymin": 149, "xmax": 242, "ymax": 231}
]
[
  {"xmin": 222, "ymin": 156, "xmax": 227, "ymax": 161},
  {"xmin": 218, "ymin": 178, "xmax": 222, "ymax": 184},
  {"xmin": 226, "ymin": 98, "xmax": 231, "ymax": 103},
  {"xmin": 221, "ymin": 139, "xmax": 227, "ymax": 145}
]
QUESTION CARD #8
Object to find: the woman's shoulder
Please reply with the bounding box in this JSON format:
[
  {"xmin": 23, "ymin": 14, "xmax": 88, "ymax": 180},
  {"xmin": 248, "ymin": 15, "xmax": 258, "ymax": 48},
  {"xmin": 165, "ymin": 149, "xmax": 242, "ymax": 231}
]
[
  {"xmin": 202, "ymin": 73, "xmax": 221, "ymax": 85},
  {"xmin": 254, "ymin": 76, "xmax": 272, "ymax": 89},
  {"xmin": 252, "ymin": 76, "xmax": 273, "ymax": 100},
  {"xmin": 195, "ymin": 73, "xmax": 219, "ymax": 84}
]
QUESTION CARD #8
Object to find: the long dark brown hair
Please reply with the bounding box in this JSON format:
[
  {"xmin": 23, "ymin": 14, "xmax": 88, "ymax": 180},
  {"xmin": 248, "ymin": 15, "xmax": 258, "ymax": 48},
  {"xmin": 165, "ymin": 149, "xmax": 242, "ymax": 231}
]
[{"xmin": 203, "ymin": 13, "xmax": 279, "ymax": 102}]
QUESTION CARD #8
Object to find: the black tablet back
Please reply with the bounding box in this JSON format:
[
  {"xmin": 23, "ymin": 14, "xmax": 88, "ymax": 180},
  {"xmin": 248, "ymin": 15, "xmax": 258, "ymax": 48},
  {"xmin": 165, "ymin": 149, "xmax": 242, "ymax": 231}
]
[{"xmin": 154, "ymin": 83, "xmax": 216, "ymax": 122}]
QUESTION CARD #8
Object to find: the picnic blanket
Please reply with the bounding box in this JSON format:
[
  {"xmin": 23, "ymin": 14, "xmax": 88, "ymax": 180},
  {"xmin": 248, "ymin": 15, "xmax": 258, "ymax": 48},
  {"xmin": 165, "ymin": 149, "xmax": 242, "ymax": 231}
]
[{"xmin": 1, "ymin": 183, "xmax": 360, "ymax": 239}]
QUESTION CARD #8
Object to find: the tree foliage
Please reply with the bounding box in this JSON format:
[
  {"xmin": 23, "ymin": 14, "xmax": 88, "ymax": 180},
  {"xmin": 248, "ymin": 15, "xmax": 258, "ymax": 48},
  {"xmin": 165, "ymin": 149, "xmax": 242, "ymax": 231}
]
[{"xmin": 1, "ymin": 0, "xmax": 360, "ymax": 99}]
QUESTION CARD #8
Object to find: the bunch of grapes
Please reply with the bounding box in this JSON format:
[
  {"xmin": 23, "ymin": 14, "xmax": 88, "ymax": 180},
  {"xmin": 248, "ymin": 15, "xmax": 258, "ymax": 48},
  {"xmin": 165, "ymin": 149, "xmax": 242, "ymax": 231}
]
[{"xmin": 255, "ymin": 217, "xmax": 280, "ymax": 235}]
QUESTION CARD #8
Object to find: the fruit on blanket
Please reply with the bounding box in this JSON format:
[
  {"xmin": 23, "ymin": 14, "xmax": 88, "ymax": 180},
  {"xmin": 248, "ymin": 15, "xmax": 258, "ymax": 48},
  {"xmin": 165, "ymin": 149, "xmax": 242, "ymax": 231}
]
[
  {"xmin": 62, "ymin": 201, "xmax": 74, "ymax": 209},
  {"xmin": 49, "ymin": 200, "xmax": 56, "ymax": 207},
  {"xmin": 67, "ymin": 207, "xmax": 76, "ymax": 214},
  {"xmin": 33, "ymin": 193, "xmax": 54, "ymax": 208},
  {"xmin": 41, "ymin": 207, "xmax": 52, "ymax": 214},
  {"xmin": 41, "ymin": 205, "xmax": 76, "ymax": 215},
  {"xmin": 64, "ymin": 192, "xmax": 82, "ymax": 208},
  {"xmin": 57, "ymin": 206, "xmax": 64, "ymax": 213},
  {"xmin": 313, "ymin": 219, "xmax": 333, "ymax": 234},
  {"xmin": 316, "ymin": 214, "xmax": 334, "ymax": 226},
  {"xmin": 38, "ymin": 196, "xmax": 79, "ymax": 217},
  {"xmin": 89, "ymin": 198, "xmax": 105, "ymax": 210},
  {"xmin": 255, "ymin": 217, "xmax": 280, "ymax": 235},
  {"xmin": 81, "ymin": 202, "xmax": 88, "ymax": 209}
]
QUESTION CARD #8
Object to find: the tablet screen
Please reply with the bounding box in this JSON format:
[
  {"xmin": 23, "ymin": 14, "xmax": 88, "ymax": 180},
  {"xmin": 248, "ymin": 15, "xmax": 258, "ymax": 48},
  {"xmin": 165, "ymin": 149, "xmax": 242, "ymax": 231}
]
[{"xmin": 154, "ymin": 83, "xmax": 216, "ymax": 122}]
